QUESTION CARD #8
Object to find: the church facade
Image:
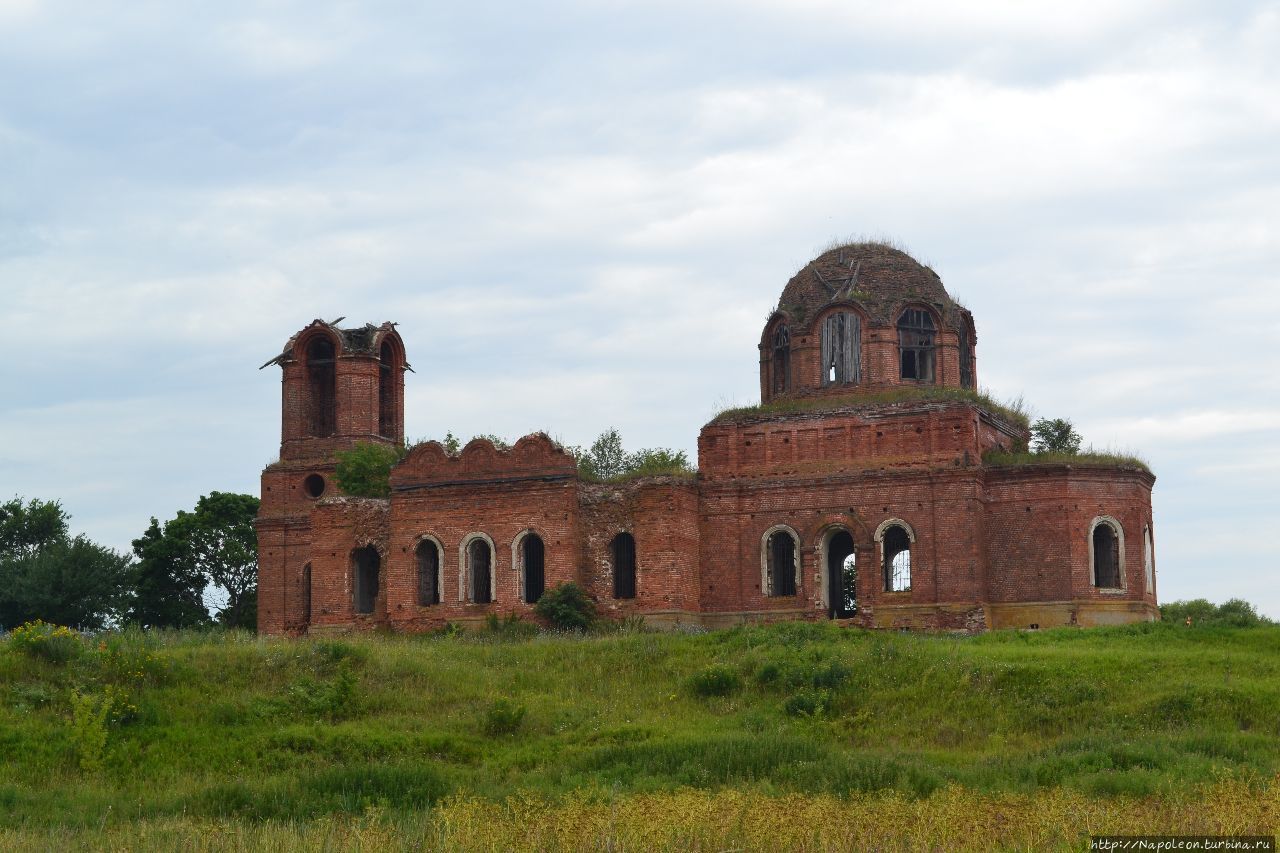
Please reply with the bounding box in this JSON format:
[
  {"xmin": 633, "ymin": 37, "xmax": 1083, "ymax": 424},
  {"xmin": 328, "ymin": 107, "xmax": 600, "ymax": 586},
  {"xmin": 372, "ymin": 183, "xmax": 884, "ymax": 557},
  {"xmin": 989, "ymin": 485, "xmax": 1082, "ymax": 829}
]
[{"xmin": 255, "ymin": 243, "xmax": 1158, "ymax": 635}]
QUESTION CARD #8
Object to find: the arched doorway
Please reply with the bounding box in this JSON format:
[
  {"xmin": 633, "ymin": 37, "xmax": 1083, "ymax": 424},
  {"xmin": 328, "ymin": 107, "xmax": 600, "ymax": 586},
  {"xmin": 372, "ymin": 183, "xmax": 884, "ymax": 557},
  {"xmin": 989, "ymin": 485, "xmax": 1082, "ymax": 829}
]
[{"xmin": 826, "ymin": 530, "xmax": 856, "ymax": 618}]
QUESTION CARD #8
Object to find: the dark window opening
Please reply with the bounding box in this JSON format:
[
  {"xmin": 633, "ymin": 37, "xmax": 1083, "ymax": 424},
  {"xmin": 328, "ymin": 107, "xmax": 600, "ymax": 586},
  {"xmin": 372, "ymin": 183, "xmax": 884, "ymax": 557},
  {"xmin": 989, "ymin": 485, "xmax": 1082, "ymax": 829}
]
[
  {"xmin": 827, "ymin": 531, "xmax": 856, "ymax": 618},
  {"xmin": 883, "ymin": 526, "xmax": 911, "ymax": 592},
  {"xmin": 898, "ymin": 309, "xmax": 936, "ymax": 383},
  {"xmin": 378, "ymin": 341, "xmax": 395, "ymax": 438},
  {"xmin": 468, "ymin": 538, "xmax": 492, "ymax": 604},
  {"xmin": 958, "ymin": 321, "xmax": 974, "ymax": 390},
  {"xmin": 522, "ymin": 534, "xmax": 545, "ymax": 604},
  {"xmin": 767, "ymin": 530, "xmax": 797, "ymax": 597},
  {"xmin": 303, "ymin": 474, "xmax": 325, "ymax": 499},
  {"xmin": 772, "ymin": 325, "xmax": 791, "ymax": 394},
  {"xmin": 302, "ymin": 563, "xmax": 312, "ymax": 625},
  {"xmin": 821, "ymin": 311, "xmax": 862, "ymax": 386},
  {"xmin": 353, "ymin": 546, "xmax": 380, "ymax": 614},
  {"xmin": 612, "ymin": 532, "xmax": 636, "ymax": 599},
  {"xmin": 306, "ymin": 337, "xmax": 337, "ymax": 437},
  {"xmin": 1093, "ymin": 523, "xmax": 1121, "ymax": 588},
  {"xmin": 417, "ymin": 540, "xmax": 440, "ymax": 606}
]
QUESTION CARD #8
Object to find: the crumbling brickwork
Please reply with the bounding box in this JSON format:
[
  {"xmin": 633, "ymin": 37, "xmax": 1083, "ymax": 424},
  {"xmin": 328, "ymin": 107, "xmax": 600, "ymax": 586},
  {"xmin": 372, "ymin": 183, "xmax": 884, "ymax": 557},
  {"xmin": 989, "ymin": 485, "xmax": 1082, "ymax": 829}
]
[{"xmin": 256, "ymin": 244, "xmax": 1158, "ymax": 635}]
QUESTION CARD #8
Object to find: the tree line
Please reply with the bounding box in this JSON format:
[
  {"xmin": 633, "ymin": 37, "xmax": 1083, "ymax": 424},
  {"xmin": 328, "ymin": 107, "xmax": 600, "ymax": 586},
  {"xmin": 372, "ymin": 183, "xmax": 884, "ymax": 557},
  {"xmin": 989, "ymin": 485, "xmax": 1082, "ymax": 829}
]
[{"xmin": 0, "ymin": 493, "xmax": 258, "ymax": 632}]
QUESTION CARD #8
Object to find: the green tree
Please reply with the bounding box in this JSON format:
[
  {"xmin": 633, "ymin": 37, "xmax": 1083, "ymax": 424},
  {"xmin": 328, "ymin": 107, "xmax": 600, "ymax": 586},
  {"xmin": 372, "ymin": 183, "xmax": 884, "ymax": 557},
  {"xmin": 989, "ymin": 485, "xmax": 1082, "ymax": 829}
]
[
  {"xmin": 181, "ymin": 492, "xmax": 260, "ymax": 629},
  {"xmin": 0, "ymin": 497, "xmax": 133, "ymax": 630},
  {"xmin": 1030, "ymin": 417, "xmax": 1083, "ymax": 454},
  {"xmin": 334, "ymin": 442, "xmax": 404, "ymax": 498},
  {"xmin": 577, "ymin": 428, "xmax": 628, "ymax": 480},
  {"xmin": 127, "ymin": 517, "xmax": 210, "ymax": 629},
  {"xmin": 572, "ymin": 429, "xmax": 694, "ymax": 481}
]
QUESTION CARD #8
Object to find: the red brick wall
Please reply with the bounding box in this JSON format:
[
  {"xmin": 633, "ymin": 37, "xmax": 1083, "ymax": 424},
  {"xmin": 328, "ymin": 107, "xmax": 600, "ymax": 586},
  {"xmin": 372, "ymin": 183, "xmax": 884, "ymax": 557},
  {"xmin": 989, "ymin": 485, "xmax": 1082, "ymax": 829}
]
[
  {"xmin": 984, "ymin": 466, "xmax": 1155, "ymax": 607},
  {"xmin": 579, "ymin": 479, "xmax": 701, "ymax": 619},
  {"xmin": 701, "ymin": 402, "xmax": 1021, "ymax": 480}
]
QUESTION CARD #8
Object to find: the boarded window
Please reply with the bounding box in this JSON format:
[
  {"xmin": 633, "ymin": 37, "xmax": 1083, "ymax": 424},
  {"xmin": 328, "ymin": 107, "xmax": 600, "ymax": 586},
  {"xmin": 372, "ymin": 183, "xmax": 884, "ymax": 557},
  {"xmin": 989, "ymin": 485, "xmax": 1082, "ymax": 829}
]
[
  {"xmin": 378, "ymin": 341, "xmax": 396, "ymax": 438},
  {"xmin": 468, "ymin": 538, "xmax": 492, "ymax": 604},
  {"xmin": 353, "ymin": 547, "xmax": 380, "ymax": 614},
  {"xmin": 306, "ymin": 337, "xmax": 337, "ymax": 437},
  {"xmin": 826, "ymin": 530, "xmax": 856, "ymax": 618},
  {"xmin": 417, "ymin": 540, "xmax": 440, "ymax": 606},
  {"xmin": 898, "ymin": 309, "xmax": 936, "ymax": 383},
  {"xmin": 1094, "ymin": 523, "xmax": 1121, "ymax": 588},
  {"xmin": 766, "ymin": 530, "xmax": 798, "ymax": 597},
  {"xmin": 883, "ymin": 526, "xmax": 911, "ymax": 592},
  {"xmin": 772, "ymin": 324, "xmax": 791, "ymax": 394},
  {"xmin": 958, "ymin": 320, "xmax": 974, "ymax": 389},
  {"xmin": 302, "ymin": 563, "xmax": 312, "ymax": 625},
  {"xmin": 821, "ymin": 312, "xmax": 861, "ymax": 386},
  {"xmin": 522, "ymin": 534, "xmax": 545, "ymax": 604},
  {"xmin": 612, "ymin": 532, "xmax": 636, "ymax": 599}
]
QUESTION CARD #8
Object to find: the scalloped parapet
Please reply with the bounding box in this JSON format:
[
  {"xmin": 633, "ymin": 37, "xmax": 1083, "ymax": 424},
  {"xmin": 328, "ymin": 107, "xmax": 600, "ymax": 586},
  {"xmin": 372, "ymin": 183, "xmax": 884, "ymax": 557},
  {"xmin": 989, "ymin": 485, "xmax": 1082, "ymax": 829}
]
[{"xmin": 389, "ymin": 432, "xmax": 578, "ymax": 490}]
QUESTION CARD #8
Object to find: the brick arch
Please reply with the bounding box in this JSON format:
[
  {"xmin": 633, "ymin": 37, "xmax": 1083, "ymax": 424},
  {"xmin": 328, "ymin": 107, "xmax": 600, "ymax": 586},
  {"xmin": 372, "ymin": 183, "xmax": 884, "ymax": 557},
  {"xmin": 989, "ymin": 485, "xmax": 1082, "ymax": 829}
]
[
  {"xmin": 458, "ymin": 532, "xmax": 497, "ymax": 603},
  {"xmin": 413, "ymin": 533, "xmax": 445, "ymax": 606},
  {"xmin": 512, "ymin": 526, "xmax": 550, "ymax": 603},
  {"xmin": 759, "ymin": 523, "xmax": 802, "ymax": 598},
  {"xmin": 809, "ymin": 516, "xmax": 870, "ymax": 612},
  {"xmin": 1088, "ymin": 515, "xmax": 1126, "ymax": 590}
]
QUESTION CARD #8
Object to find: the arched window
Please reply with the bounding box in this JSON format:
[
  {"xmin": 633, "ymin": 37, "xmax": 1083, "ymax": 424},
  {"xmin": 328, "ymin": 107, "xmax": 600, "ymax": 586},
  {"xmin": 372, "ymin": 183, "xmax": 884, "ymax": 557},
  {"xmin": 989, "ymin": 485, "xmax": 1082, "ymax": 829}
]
[
  {"xmin": 306, "ymin": 337, "xmax": 337, "ymax": 437},
  {"xmin": 612, "ymin": 532, "xmax": 636, "ymax": 599},
  {"xmin": 1144, "ymin": 525, "xmax": 1154, "ymax": 593},
  {"xmin": 821, "ymin": 311, "xmax": 861, "ymax": 386},
  {"xmin": 302, "ymin": 562, "xmax": 312, "ymax": 625},
  {"xmin": 898, "ymin": 309, "xmax": 936, "ymax": 383},
  {"xmin": 416, "ymin": 538, "xmax": 441, "ymax": 606},
  {"xmin": 378, "ymin": 340, "xmax": 396, "ymax": 438},
  {"xmin": 763, "ymin": 527, "xmax": 799, "ymax": 597},
  {"xmin": 1091, "ymin": 518, "xmax": 1124, "ymax": 589},
  {"xmin": 880, "ymin": 524, "xmax": 912, "ymax": 592},
  {"xmin": 521, "ymin": 533, "xmax": 545, "ymax": 604},
  {"xmin": 772, "ymin": 324, "xmax": 791, "ymax": 394},
  {"xmin": 825, "ymin": 530, "xmax": 856, "ymax": 618},
  {"xmin": 465, "ymin": 537, "xmax": 494, "ymax": 604},
  {"xmin": 352, "ymin": 546, "xmax": 380, "ymax": 614}
]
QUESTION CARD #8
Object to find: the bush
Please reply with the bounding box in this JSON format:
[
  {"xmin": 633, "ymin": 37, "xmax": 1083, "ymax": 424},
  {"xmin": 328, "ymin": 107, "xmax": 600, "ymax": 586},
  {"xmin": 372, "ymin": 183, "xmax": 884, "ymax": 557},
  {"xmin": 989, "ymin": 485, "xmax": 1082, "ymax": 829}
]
[
  {"xmin": 688, "ymin": 665, "xmax": 741, "ymax": 697},
  {"xmin": 533, "ymin": 582, "xmax": 596, "ymax": 631},
  {"xmin": 482, "ymin": 699, "xmax": 527, "ymax": 736},
  {"xmin": 7, "ymin": 620, "xmax": 82, "ymax": 663},
  {"xmin": 1160, "ymin": 598, "xmax": 1272, "ymax": 628},
  {"xmin": 783, "ymin": 688, "xmax": 832, "ymax": 718},
  {"xmin": 333, "ymin": 442, "xmax": 405, "ymax": 498}
]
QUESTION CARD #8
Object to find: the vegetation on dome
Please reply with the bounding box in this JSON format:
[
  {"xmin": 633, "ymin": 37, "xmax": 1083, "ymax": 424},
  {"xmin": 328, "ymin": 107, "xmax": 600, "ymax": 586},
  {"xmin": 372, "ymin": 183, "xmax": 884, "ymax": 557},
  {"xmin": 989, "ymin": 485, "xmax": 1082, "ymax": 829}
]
[{"xmin": 711, "ymin": 387, "xmax": 1032, "ymax": 432}]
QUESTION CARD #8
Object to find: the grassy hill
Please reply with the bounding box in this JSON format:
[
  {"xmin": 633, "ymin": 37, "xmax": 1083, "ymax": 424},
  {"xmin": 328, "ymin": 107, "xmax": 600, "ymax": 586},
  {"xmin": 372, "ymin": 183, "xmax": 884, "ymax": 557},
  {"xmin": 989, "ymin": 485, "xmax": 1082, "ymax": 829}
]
[{"xmin": 3, "ymin": 620, "xmax": 1280, "ymax": 850}]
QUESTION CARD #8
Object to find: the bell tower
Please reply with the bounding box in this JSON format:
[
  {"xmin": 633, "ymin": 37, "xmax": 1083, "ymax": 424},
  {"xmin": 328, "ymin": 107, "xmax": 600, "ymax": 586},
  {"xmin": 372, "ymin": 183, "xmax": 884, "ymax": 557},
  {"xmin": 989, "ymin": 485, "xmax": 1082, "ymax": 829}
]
[{"xmin": 255, "ymin": 319, "xmax": 407, "ymax": 634}]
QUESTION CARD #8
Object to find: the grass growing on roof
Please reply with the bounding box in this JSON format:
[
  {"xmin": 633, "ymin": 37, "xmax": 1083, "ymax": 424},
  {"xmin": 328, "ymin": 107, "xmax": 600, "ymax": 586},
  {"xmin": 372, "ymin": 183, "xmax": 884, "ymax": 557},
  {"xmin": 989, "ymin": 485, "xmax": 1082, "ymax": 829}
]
[{"xmin": 711, "ymin": 386, "xmax": 1031, "ymax": 431}]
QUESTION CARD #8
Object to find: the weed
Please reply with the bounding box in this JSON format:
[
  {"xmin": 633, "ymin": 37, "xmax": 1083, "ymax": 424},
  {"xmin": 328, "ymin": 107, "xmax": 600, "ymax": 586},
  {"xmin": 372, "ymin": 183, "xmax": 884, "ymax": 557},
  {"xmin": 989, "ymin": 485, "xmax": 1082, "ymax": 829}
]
[
  {"xmin": 482, "ymin": 699, "xmax": 527, "ymax": 736},
  {"xmin": 8, "ymin": 621, "xmax": 81, "ymax": 664},
  {"xmin": 688, "ymin": 665, "xmax": 741, "ymax": 697}
]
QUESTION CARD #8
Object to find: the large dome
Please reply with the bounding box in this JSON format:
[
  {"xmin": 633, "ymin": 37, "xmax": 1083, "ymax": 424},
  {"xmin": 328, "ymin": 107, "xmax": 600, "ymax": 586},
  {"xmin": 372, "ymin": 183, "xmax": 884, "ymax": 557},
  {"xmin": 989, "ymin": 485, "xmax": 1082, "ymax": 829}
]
[{"xmin": 776, "ymin": 242, "xmax": 957, "ymax": 326}]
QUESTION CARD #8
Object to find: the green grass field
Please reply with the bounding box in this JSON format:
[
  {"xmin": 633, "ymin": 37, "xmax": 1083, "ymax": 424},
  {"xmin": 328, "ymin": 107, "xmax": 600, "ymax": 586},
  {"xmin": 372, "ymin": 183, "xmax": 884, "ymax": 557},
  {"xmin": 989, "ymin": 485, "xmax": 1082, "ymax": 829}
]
[{"xmin": 3, "ymin": 620, "xmax": 1279, "ymax": 849}]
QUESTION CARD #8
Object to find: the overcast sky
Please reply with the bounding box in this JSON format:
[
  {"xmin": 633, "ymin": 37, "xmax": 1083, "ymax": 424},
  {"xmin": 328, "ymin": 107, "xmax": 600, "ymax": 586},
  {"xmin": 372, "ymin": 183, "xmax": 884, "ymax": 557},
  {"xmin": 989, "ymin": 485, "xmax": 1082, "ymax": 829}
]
[{"xmin": 2, "ymin": 1, "xmax": 1277, "ymax": 616}]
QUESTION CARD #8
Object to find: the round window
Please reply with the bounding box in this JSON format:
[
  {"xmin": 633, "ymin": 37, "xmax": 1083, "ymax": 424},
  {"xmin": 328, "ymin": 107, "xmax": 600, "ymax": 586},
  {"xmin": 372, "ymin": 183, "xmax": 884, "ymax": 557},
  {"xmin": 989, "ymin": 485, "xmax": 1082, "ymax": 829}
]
[{"xmin": 303, "ymin": 474, "xmax": 326, "ymax": 498}]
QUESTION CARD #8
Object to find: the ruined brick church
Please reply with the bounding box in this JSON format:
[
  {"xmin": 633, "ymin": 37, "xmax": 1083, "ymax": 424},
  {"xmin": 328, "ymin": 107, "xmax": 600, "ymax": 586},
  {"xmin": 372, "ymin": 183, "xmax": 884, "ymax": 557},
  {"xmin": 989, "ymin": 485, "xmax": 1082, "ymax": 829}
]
[{"xmin": 256, "ymin": 243, "xmax": 1158, "ymax": 635}]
